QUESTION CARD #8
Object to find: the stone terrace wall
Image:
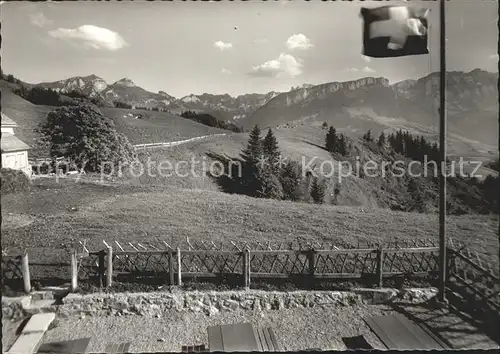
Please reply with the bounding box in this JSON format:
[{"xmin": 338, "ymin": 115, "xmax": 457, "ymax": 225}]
[{"xmin": 57, "ymin": 288, "xmax": 437, "ymax": 318}]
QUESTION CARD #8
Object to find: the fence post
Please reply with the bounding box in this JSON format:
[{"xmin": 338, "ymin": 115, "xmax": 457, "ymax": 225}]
[
  {"xmin": 21, "ymin": 252, "xmax": 31, "ymax": 294},
  {"xmin": 71, "ymin": 250, "xmax": 78, "ymax": 291},
  {"xmin": 243, "ymin": 249, "xmax": 250, "ymax": 290},
  {"xmin": 106, "ymin": 246, "xmax": 113, "ymax": 287},
  {"xmin": 169, "ymin": 250, "xmax": 175, "ymax": 286},
  {"xmin": 376, "ymin": 247, "xmax": 384, "ymax": 288},
  {"xmin": 98, "ymin": 250, "xmax": 105, "ymax": 288},
  {"xmin": 308, "ymin": 250, "xmax": 316, "ymax": 287},
  {"xmin": 446, "ymin": 247, "xmax": 454, "ymax": 283},
  {"xmin": 177, "ymin": 248, "xmax": 182, "ymax": 286}
]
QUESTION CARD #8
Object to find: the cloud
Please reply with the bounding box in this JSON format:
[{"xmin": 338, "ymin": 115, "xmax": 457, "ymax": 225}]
[
  {"xmin": 221, "ymin": 68, "xmax": 232, "ymax": 75},
  {"xmin": 248, "ymin": 53, "xmax": 303, "ymax": 78},
  {"xmin": 29, "ymin": 12, "xmax": 54, "ymax": 27},
  {"xmin": 48, "ymin": 25, "xmax": 128, "ymax": 51},
  {"xmin": 286, "ymin": 34, "xmax": 313, "ymax": 51},
  {"xmin": 343, "ymin": 66, "xmax": 375, "ymax": 74},
  {"xmin": 213, "ymin": 41, "xmax": 233, "ymax": 51},
  {"xmin": 252, "ymin": 38, "xmax": 269, "ymax": 44},
  {"xmin": 362, "ymin": 55, "xmax": 371, "ymax": 63}
]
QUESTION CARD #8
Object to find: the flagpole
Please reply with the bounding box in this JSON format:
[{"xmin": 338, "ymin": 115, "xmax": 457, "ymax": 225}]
[{"xmin": 438, "ymin": 0, "xmax": 448, "ymax": 304}]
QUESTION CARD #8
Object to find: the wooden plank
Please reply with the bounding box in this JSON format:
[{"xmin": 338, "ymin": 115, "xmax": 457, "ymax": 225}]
[
  {"xmin": 393, "ymin": 314, "xmax": 443, "ymax": 350},
  {"xmin": 219, "ymin": 323, "xmax": 259, "ymax": 352},
  {"xmin": 266, "ymin": 328, "xmax": 279, "ymax": 351},
  {"xmin": 116, "ymin": 342, "xmax": 131, "ymax": 353},
  {"xmin": 365, "ymin": 315, "xmax": 413, "ymax": 349},
  {"xmin": 207, "ymin": 326, "xmax": 223, "ymax": 352},
  {"xmin": 253, "ymin": 327, "xmax": 264, "ymax": 352},
  {"xmin": 384, "ymin": 247, "xmax": 439, "ymax": 253},
  {"xmin": 365, "ymin": 315, "xmax": 445, "ymax": 350}
]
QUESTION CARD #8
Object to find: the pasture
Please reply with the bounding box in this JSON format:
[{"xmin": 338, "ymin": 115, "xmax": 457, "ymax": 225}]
[{"xmin": 2, "ymin": 177, "xmax": 497, "ymax": 271}]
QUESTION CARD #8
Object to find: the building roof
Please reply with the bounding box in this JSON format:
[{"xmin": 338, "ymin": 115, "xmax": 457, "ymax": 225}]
[
  {"xmin": 1, "ymin": 113, "xmax": 18, "ymax": 127},
  {"xmin": 1, "ymin": 133, "xmax": 31, "ymax": 153}
]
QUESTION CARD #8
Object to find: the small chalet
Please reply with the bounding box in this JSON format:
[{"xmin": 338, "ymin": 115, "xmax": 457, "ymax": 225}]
[{"xmin": 1, "ymin": 113, "xmax": 31, "ymax": 177}]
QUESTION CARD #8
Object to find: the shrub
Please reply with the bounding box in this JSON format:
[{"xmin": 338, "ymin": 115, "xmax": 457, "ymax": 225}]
[
  {"xmin": 0, "ymin": 168, "xmax": 31, "ymax": 194},
  {"xmin": 36, "ymin": 103, "xmax": 137, "ymax": 173}
]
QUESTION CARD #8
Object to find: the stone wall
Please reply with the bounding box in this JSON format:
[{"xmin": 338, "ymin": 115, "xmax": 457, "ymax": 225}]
[{"xmin": 57, "ymin": 288, "xmax": 437, "ymax": 318}]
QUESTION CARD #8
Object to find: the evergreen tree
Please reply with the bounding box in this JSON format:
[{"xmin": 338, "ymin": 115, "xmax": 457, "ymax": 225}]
[
  {"xmin": 322, "ymin": 122, "xmax": 328, "ymax": 130},
  {"xmin": 262, "ymin": 128, "xmax": 280, "ymax": 169},
  {"xmin": 240, "ymin": 125, "xmax": 265, "ymax": 196},
  {"xmin": 310, "ymin": 177, "xmax": 326, "ymax": 204},
  {"xmin": 256, "ymin": 166, "xmax": 284, "ymax": 200},
  {"xmin": 325, "ymin": 126, "xmax": 337, "ymax": 153},
  {"xmin": 280, "ymin": 160, "xmax": 303, "ymax": 201},
  {"xmin": 241, "ymin": 125, "xmax": 263, "ymax": 165},
  {"xmin": 377, "ymin": 132, "xmax": 386, "ymax": 147},
  {"xmin": 338, "ymin": 134, "xmax": 347, "ymax": 156},
  {"xmin": 363, "ymin": 129, "xmax": 373, "ymax": 142}
]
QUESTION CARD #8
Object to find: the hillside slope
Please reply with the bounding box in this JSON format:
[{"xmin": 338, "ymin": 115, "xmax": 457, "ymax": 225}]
[
  {"xmin": 246, "ymin": 70, "xmax": 498, "ymax": 147},
  {"xmin": 125, "ymin": 124, "xmax": 496, "ymax": 215},
  {"xmin": 1, "ymin": 79, "xmax": 227, "ymax": 154},
  {"xmin": 2, "ymin": 178, "xmax": 497, "ymax": 268}
]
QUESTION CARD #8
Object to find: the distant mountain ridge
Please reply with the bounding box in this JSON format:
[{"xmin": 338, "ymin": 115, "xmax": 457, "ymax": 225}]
[
  {"xmin": 245, "ymin": 69, "xmax": 498, "ymax": 146},
  {"xmin": 34, "ymin": 69, "xmax": 497, "ymax": 146},
  {"xmin": 36, "ymin": 75, "xmax": 281, "ymax": 120}
]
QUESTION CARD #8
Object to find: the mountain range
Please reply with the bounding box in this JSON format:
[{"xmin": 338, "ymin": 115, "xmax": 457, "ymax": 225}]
[{"xmin": 35, "ymin": 69, "xmax": 498, "ymax": 146}]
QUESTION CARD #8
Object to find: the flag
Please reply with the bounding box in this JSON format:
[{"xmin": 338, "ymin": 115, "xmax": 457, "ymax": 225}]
[{"xmin": 361, "ymin": 6, "xmax": 430, "ymax": 58}]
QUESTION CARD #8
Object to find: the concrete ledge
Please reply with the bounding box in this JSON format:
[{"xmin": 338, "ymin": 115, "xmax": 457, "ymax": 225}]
[
  {"xmin": 6, "ymin": 331, "xmax": 44, "ymax": 354},
  {"xmin": 22, "ymin": 313, "xmax": 56, "ymax": 333},
  {"xmin": 58, "ymin": 288, "xmax": 437, "ymax": 317}
]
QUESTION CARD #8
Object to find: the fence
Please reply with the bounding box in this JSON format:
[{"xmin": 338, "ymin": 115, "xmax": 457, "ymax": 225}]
[
  {"xmin": 75, "ymin": 243, "xmax": 441, "ymax": 290},
  {"xmin": 1, "ymin": 252, "xmax": 31, "ymax": 293},
  {"xmin": 133, "ymin": 134, "xmax": 227, "ymax": 151},
  {"xmin": 447, "ymin": 248, "xmax": 500, "ymax": 313}
]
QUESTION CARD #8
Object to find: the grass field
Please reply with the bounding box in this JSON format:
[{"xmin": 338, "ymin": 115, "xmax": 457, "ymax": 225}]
[
  {"xmin": 2, "ymin": 178, "xmax": 498, "ymax": 271},
  {"xmin": 1, "ymin": 80, "xmax": 227, "ymax": 156}
]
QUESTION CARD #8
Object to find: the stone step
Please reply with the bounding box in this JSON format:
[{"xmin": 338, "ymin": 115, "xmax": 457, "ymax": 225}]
[
  {"xmin": 39, "ymin": 285, "xmax": 71, "ymax": 296},
  {"xmin": 22, "ymin": 313, "xmax": 56, "ymax": 333},
  {"xmin": 6, "ymin": 331, "xmax": 45, "ymax": 354},
  {"xmin": 31, "ymin": 291, "xmax": 55, "ymax": 301},
  {"xmin": 26, "ymin": 299, "xmax": 57, "ymax": 313}
]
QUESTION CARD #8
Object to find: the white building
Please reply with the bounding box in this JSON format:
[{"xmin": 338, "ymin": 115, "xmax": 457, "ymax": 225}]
[{"xmin": 1, "ymin": 113, "xmax": 31, "ymax": 177}]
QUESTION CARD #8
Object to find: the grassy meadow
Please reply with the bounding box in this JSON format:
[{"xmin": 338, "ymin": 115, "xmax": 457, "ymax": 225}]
[{"xmin": 1, "ymin": 177, "xmax": 498, "ymax": 272}]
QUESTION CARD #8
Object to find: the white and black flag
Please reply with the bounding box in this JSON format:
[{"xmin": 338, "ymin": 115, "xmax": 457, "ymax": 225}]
[{"xmin": 361, "ymin": 6, "xmax": 430, "ymax": 58}]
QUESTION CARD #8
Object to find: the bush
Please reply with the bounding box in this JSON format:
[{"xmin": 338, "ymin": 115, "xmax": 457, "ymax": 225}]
[
  {"xmin": 0, "ymin": 168, "xmax": 31, "ymax": 194},
  {"xmin": 36, "ymin": 103, "xmax": 137, "ymax": 173}
]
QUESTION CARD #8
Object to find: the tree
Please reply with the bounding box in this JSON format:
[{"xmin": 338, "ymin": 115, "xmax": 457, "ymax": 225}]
[
  {"xmin": 256, "ymin": 167, "xmax": 284, "ymax": 200},
  {"xmin": 280, "ymin": 160, "xmax": 303, "ymax": 201},
  {"xmin": 241, "ymin": 125, "xmax": 263, "ymax": 166},
  {"xmin": 6, "ymin": 74, "xmax": 15, "ymax": 83},
  {"xmin": 239, "ymin": 125, "xmax": 265, "ymax": 196},
  {"xmin": 325, "ymin": 126, "xmax": 337, "ymax": 153},
  {"xmin": 322, "ymin": 122, "xmax": 328, "ymax": 130},
  {"xmin": 378, "ymin": 132, "xmax": 386, "ymax": 147},
  {"xmin": 262, "ymin": 128, "xmax": 280, "ymax": 169},
  {"xmin": 338, "ymin": 134, "xmax": 347, "ymax": 156},
  {"xmin": 363, "ymin": 129, "xmax": 373, "ymax": 142},
  {"xmin": 310, "ymin": 177, "xmax": 326, "ymax": 204},
  {"xmin": 36, "ymin": 103, "xmax": 136, "ymax": 173}
]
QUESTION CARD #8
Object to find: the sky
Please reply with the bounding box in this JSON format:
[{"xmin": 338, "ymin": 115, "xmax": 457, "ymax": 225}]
[{"xmin": 2, "ymin": 0, "xmax": 498, "ymax": 98}]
